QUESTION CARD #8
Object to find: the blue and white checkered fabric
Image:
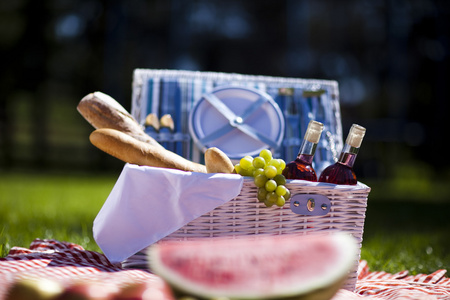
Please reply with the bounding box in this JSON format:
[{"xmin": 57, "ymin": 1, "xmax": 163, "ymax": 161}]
[{"xmin": 131, "ymin": 69, "xmax": 343, "ymax": 174}]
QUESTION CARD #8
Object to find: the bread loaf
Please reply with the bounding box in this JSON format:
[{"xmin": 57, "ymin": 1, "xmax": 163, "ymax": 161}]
[
  {"xmin": 78, "ymin": 92, "xmax": 164, "ymax": 148},
  {"xmin": 90, "ymin": 128, "xmax": 207, "ymax": 173},
  {"xmin": 204, "ymin": 147, "xmax": 235, "ymax": 174}
]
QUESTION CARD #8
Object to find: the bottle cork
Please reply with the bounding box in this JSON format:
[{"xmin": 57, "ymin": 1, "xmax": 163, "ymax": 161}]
[
  {"xmin": 304, "ymin": 120, "xmax": 324, "ymax": 144},
  {"xmin": 346, "ymin": 124, "xmax": 366, "ymax": 148}
]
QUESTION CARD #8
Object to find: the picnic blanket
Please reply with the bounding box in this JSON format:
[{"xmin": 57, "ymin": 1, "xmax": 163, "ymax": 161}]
[{"xmin": 0, "ymin": 239, "xmax": 449, "ymax": 300}]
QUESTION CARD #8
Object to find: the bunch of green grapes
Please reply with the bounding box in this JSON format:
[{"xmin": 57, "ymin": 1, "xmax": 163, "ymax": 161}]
[{"xmin": 234, "ymin": 149, "xmax": 291, "ymax": 208}]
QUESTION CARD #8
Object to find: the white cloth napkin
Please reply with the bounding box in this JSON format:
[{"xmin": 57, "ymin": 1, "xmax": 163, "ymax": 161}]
[{"xmin": 93, "ymin": 164, "xmax": 244, "ymax": 263}]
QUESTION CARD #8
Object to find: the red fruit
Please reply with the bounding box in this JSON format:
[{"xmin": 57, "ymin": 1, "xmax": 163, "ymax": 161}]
[{"xmin": 148, "ymin": 233, "xmax": 357, "ymax": 300}]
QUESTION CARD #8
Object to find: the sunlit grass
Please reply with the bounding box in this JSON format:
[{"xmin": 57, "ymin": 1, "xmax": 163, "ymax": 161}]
[
  {"xmin": 0, "ymin": 171, "xmax": 116, "ymax": 256},
  {"xmin": 362, "ymin": 199, "xmax": 450, "ymax": 275},
  {"xmin": 361, "ymin": 232, "xmax": 449, "ymax": 275}
]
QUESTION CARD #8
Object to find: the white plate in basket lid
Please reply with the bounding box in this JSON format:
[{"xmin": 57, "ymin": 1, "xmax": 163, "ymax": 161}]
[{"xmin": 189, "ymin": 86, "xmax": 285, "ymax": 159}]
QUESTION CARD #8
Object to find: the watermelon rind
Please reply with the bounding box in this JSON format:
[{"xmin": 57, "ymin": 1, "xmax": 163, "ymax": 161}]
[{"xmin": 147, "ymin": 232, "xmax": 357, "ymax": 300}]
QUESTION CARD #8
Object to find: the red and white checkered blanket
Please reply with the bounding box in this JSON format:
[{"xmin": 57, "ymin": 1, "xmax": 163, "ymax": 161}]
[{"xmin": 1, "ymin": 239, "xmax": 449, "ymax": 300}]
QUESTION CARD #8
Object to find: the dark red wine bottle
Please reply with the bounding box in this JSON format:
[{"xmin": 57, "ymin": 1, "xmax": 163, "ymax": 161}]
[
  {"xmin": 282, "ymin": 120, "xmax": 324, "ymax": 181},
  {"xmin": 318, "ymin": 124, "xmax": 366, "ymax": 185}
]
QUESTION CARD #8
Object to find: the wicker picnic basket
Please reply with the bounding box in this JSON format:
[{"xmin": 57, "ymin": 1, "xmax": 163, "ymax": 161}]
[
  {"xmin": 121, "ymin": 69, "xmax": 371, "ymax": 292},
  {"xmin": 122, "ymin": 177, "xmax": 370, "ymax": 292}
]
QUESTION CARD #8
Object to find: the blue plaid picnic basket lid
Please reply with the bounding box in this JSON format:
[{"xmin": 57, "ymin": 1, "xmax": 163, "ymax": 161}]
[{"xmin": 131, "ymin": 69, "xmax": 343, "ymax": 174}]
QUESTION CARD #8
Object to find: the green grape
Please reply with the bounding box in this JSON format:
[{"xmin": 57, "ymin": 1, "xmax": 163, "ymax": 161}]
[
  {"xmin": 237, "ymin": 150, "xmax": 288, "ymax": 208},
  {"xmin": 259, "ymin": 149, "xmax": 272, "ymax": 162},
  {"xmin": 254, "ymin": 174, "xmax": 268, "ymax": 188},
  {"xmin": 278, "ymin": 159, "xmax": 286, "ymax": 171},
  {"xmin": 264, "ymin": 165, "xmax": 277, "ymax": 178},
  {"xmin": 240, "ymin": 156, "xmax": 254, "ymax": 170},
  {"xmin": 253, "ymin": 168, "xmax": 265, "ymax": 177},
  {"xmin": 265, "ymin": 192, "xmax": 278, "ymax": 206},
  {"xmin": 284, "ymin": 188, "xmax": 291, "ymax": 201},
  {"xmin": 275, "ymin": 195, "xmax": 286, "ymax": 207},
  {"xmin": 273, "ymin": 174, "xmax": 286, "ymax": 186},
  {"xmin": 264, "ymin": 200, "xmax": 274, "ymax": 207},
  {"xmin": 257, "ymin": 188, "xmax": 268, "ymax": 202},
  {"xmin": 276, "ymin": 166, "xmax": 283, "ymax": 175},
  {"xmin": 248, "ymin": 166, "xmax": 256, "ymax": 174},
  {"xmin": 265, "ymin": 179, "xmax": 277, "ymax": 192},
  {"xmin": 267, "ymin": 159, "xmax": 280, "ymax": 169},
  {"xmin": 275, "ymin": 185, "xmax": 287, "ymax": 196},
  {"xmin": 241, "ymin": 166, "xmax": 255, "ymax": 177},
  {"xmin": 234, "ymin": 164, "xmax": 242, "ymax": 175},
  {"xmin": 252, "ymin": 156, "xmax": 266, "ymax": 169}
]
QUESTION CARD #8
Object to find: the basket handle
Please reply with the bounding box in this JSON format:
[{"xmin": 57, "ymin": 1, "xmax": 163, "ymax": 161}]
[{"xmin": 290, "ymin": 194, "xmax": 331, "ymax": 216}]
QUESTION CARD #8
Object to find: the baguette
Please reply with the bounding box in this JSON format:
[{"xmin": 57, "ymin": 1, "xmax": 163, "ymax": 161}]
[
  {"xmin": 77, "ymin": 92, "xmax": 164, "ymax": 148},
  {"xmin": 90, "ymin": 128, "xmax": 207, "ymax": 173},
  {"xmin": 204, "ymin": 147, "xmax": 235, "ymax": 174}
]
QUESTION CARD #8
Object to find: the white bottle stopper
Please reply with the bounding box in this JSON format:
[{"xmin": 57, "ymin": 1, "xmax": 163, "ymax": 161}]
[
  {"xmin": 346, "ymin": 124, "xmax": 366, "ymax": 148},
  {"xmin": 304, "ymin": 120, "xmax": 324, "ymax": 144}
]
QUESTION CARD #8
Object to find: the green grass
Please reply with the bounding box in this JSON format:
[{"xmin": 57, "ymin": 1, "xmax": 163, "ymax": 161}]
[
  {"xmin": 0, "ymin": 171, "xmax": 115, "ymax": 256},
  {"xmin": 362, "ymin": 200, "xmax": 450, "ymax": 274},
  {"xmin": 1, "ymin": 171, "xmax": 449, "ymax": 276}
]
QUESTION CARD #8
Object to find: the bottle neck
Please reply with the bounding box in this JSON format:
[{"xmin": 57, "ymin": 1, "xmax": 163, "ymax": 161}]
[
  {"xmin": 337, "ymin": 144, "xmax": 359, "ymax": 168},
  {"xmin": 297, "ymin": 139, "xmax": 317, "ymax": 163}
]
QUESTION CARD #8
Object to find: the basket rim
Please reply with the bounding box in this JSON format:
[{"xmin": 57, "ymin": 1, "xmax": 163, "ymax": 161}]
[{"xmin": 241, "ymin": 176, "xmax": 371, "ymax": 192}]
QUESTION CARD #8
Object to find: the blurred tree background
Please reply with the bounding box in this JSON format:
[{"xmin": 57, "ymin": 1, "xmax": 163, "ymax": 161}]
[{"xmin": 0, "ymin": 0, "xmax": 449, "ymax": 201}]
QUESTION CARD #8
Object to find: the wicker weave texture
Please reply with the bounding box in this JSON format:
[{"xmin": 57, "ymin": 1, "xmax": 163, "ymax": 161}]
[{"xmin": 160, "ymin": 178, "xmax": 370, "ymax": 291}]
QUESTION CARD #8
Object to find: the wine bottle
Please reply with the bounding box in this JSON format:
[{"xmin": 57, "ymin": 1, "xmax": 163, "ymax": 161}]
[
  {"xmin": 282, "ymin": 120, "xmax": 324, "ymax": 181},
  {"xmin": 318, "ymin": 124, "xmax": 366, "ymax": 185}
]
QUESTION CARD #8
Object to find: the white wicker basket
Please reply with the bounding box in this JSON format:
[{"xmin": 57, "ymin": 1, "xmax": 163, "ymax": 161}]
[
  {"xmin": 123, "ymin": 69, "xmax": 368, "ymax": 292},
  {"xmin": 122, "ymin": 178, "xmax": 370, "ymax": 292}
]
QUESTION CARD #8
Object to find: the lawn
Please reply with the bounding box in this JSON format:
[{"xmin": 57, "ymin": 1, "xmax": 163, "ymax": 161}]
[
  {"xmin": 0, "ymin": 171, "xmax": 111, "ymax": 255},
  {"xmin": 1, "ymin": 170, "xmax": 449, "ymax": 275}
]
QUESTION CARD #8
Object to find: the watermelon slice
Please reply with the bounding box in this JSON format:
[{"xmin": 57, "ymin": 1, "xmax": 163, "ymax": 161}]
[{"xmin": 148, "ymin": 233, "xmax": 357, "ymax": 300}]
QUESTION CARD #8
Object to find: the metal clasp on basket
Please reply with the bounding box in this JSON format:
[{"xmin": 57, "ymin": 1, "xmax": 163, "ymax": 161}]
[{"xmin": 290, "ymin": 194, "xmax": 331, "ymax": 216}]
